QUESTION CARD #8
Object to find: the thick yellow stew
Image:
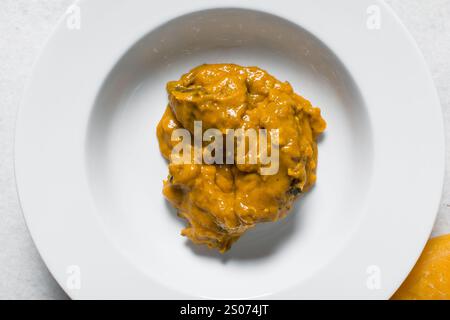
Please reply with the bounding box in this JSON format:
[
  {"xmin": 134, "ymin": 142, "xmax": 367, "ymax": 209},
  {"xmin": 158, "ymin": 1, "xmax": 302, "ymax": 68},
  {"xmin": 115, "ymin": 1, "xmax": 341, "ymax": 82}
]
[{"xmin": 157, "ymin": 64, "xmax": 326, "ymax": 252}]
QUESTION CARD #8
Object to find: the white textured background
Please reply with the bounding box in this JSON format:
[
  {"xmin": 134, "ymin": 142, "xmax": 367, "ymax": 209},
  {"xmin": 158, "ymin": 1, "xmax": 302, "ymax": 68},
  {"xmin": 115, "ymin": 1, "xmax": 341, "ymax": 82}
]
[{"xmin": 0, "ymin": 0, "xmax": 449, "ymax": 299}]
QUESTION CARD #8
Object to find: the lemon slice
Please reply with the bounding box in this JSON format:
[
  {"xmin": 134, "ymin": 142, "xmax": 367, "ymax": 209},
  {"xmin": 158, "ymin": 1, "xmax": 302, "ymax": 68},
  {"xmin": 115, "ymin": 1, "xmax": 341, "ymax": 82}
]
[{"xmin": 392, "ymin": 234, "xmax": 450, "ymax": 300}]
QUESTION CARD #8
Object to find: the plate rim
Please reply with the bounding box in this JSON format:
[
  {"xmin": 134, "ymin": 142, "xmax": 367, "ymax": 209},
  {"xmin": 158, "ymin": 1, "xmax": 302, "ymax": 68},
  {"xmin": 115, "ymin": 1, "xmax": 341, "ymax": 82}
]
[{"xmin": 14, "ymin": 0, "xmax": 445, "ymax": 299}]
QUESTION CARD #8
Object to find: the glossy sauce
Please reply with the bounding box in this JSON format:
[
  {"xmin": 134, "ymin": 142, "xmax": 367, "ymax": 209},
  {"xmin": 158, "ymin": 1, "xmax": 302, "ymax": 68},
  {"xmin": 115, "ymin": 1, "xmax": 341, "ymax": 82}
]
[{"xmin": 157, "ymin": 64, "xmax": 326, "ymax": 252}]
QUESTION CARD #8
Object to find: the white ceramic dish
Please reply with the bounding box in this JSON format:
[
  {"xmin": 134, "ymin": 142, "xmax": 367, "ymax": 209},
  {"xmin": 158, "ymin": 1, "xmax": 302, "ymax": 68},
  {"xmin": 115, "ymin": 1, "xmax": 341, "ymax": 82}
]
[{"xmin": 15, "ymin": 0, "xmax": 444, "ymax": 299}]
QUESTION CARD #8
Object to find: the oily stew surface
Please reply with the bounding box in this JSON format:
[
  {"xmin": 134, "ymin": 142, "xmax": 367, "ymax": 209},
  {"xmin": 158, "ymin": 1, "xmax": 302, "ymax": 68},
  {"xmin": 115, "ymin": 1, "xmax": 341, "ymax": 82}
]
[{"xmin": 157, "ymin": 64, "xmax": 326, "ymax": 252}]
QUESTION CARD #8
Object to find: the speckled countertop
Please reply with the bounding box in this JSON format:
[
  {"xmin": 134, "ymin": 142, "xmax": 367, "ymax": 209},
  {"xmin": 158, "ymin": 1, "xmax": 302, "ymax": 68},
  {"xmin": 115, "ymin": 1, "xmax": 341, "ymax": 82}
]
[{"xmin": 0, "ymin": 0, "xmax": 449, "ymax": 299}]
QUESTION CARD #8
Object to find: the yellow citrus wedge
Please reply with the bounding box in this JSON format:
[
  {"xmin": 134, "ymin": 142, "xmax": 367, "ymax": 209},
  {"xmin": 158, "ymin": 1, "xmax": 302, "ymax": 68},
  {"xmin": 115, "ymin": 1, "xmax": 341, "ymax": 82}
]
[{"xmin": 392, "ymin": 234, "xmax": 450, "ymax": 300}]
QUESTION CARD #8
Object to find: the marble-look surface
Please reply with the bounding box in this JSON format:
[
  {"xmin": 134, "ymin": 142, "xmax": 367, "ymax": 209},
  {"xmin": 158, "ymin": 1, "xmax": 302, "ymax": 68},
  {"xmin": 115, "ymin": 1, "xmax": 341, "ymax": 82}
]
[{"xmin": 0, "ymin": 0, "xmax": 448, "ymax": 299}]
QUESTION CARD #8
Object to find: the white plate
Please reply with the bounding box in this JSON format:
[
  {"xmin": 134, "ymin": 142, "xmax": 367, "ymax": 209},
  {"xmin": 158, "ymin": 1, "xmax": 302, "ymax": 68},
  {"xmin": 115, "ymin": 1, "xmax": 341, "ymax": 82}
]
[{"xmin": 15, "ymin": 0, "xmax": 444, "ymax": 299}]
